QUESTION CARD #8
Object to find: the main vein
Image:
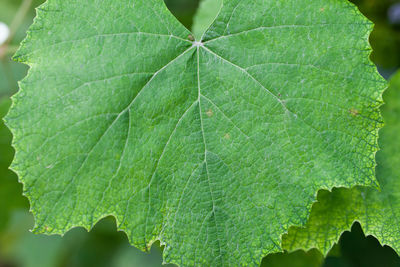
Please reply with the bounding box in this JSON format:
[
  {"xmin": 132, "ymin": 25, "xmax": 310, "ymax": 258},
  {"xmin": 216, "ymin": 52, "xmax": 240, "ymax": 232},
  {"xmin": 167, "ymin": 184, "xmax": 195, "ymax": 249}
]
[{"xmin": 197, "ymin": 46, "xmax": 224, "ymax": 264}]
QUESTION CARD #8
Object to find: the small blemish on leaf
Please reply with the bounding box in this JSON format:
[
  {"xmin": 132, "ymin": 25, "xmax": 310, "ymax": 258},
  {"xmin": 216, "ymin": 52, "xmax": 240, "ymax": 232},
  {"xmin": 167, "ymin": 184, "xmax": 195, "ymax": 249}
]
[
  {"xmin": 206, "ymin": 109, "xmax": 213, "ymax": 117},
  {"xmin": 320, "ymin": 7, "xmax": 325, "ymax": 12},
  {"xmin": 188, "ymin": 34, "xmax": 195, "ymax": 41},
  {"xmin": 349, "ymin": 108, "xmax": 360, "ymax": 117},
  {"xmin": 224, "ymin": 133, "xmax": 231, "ymax": 140}
]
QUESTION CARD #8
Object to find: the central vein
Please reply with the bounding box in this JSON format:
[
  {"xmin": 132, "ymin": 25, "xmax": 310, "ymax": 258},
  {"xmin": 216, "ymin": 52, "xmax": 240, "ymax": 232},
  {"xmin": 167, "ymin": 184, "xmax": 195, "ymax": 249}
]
[{"xmin": 196, "ymin": 45, "xmax": 224, "ymax": 262}]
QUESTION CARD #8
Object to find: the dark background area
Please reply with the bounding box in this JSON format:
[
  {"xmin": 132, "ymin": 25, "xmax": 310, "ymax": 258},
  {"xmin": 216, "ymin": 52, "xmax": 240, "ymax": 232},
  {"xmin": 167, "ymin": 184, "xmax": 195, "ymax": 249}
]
[{"xmin": 1, "ymin": 0, "xmax": 400, "ymax": 266}]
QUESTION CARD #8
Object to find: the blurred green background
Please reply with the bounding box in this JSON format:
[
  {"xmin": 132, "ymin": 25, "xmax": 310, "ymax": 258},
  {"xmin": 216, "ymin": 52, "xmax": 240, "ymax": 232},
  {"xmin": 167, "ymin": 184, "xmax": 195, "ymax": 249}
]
[{"xmin": 1, "ymin": 0, "xmax": 400, "ymax": 266}]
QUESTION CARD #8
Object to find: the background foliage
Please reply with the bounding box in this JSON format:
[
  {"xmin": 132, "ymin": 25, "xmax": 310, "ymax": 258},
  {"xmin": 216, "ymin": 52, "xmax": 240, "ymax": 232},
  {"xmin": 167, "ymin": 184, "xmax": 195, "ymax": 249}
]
[{"xmin": 0, "ymin": 0, "xmax": 400, "ymax": 266}]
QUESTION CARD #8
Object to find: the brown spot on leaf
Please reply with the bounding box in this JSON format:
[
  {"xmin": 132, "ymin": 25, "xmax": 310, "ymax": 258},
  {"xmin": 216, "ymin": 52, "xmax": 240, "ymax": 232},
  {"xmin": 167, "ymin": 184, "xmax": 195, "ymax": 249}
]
[
  {"xmin": 349, "ymin": 108, "xmax": 360, "ymax": 117},
  {"xmin": 206, "ymin": 109, "xmax": 213, "ymax": 117},
  {"xmin": 224, "ymin": 133, "xmax": 231, "ymax": 140},
  {"xmin": 188, "ymin": 34, "xmax": 195, "ymax": 41}
]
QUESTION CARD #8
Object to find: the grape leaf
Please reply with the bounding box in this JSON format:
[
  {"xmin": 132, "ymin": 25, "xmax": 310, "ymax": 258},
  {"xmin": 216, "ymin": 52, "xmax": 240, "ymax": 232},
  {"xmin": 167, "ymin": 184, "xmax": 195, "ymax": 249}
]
[
  {"xmin": 6, "ymin": 0, "xmax": 386, "ymax": 265},
  {"xmin": 282, "ymin": 71, "xmax": 400, "ymax": 255}
]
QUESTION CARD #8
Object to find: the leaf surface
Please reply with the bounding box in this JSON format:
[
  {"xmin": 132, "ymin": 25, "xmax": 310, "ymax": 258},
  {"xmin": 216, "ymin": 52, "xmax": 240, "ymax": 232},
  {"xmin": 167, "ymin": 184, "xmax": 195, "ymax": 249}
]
[
  {"xmin": 6, "ymin": 0, "xmax": 386, "ymax": 265},
  {"xmin": 283, "ymin": 71, "xmax": 400, "ymax": 255}
]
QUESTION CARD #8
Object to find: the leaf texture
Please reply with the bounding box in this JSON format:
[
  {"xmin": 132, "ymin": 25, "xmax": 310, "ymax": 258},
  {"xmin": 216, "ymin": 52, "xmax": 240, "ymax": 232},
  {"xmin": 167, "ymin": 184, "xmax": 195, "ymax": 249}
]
[
  {"xmin": 283, "ymin": 71, "xmax": 400, "ymax": 255},
  {"xmin": 6, "ymin": 0, "xmax": 386, "ymax": 265}
]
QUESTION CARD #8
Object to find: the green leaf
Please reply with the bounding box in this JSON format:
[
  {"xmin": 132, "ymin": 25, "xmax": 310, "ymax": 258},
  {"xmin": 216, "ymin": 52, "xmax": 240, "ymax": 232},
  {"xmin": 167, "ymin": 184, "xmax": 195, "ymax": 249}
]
[
  {"xmin": 192, "ymin": 0, "xmax": 222, "ymax": 40},
  {"xmin": 282, "ymin": 71, "xmax": 400, "ymax": 255},
  {"xmin": 6, "ymin": 0, "xmax": 386, "ymax": 265}
]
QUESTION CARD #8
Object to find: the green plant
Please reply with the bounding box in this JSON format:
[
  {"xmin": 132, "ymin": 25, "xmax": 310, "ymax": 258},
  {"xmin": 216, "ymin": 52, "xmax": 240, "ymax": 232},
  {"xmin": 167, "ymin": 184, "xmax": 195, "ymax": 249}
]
[
  {"xmin": 4, "ymin": 0, "xmax": 389, "ymax": 266},
  {"xmin": 282, "ymin": 71, "xmax": 400, "ymax": 256}
]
